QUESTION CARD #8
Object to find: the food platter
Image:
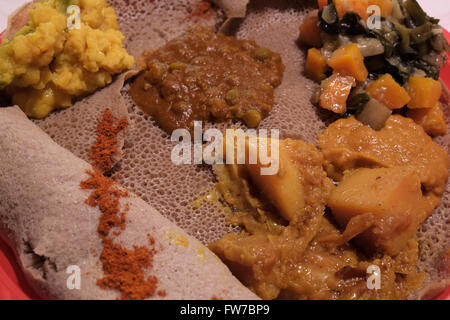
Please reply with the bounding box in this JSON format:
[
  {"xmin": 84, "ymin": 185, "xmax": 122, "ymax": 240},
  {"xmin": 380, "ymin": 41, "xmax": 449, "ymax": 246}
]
[{"xmin": 1, "ymin": 0, "xmax": 450, "ymax": 300}]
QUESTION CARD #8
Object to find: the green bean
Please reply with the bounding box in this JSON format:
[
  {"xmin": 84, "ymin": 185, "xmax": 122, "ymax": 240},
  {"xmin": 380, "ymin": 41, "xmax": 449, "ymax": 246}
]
[
  {"xmin": 225, "ymin": 88, "xmax": 240, "ymax": 106},
  {"xmin": 253, "ymin": 47, "xmax": 272, "ymax": 61},
  {"xmin": 169, "ymin": 62, "xmax": 187, "ymax": 71},
  {"xmin": 431, "ymin": 33, "xmax": 445, "ymax": 52},
  {"xmin": 404, "ymin": 0, "xmax": 427, "ymax": 26},
  {"xmin": 393, "ymin": 22, "xmax": 413, "ymax": 54},
  {"xmin": 243, "ymin": 110, "xmax": 262, "ymax": 128},
  {"xmin": 410, "ymin": 23, "xmax": 433, "ymax": 44}
]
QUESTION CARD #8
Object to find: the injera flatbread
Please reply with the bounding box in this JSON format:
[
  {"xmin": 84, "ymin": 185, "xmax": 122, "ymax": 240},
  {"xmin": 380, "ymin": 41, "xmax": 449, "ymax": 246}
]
[
  {"xmin": 0, "ymin": 106, "xmax": 258, "ymax": 300},
  {"xmin": 113, "ymin": 0, "xmax": 450, "ymax": 297},
  {"xmin": 2, "ymin": 0, "xmax": 449, "ymax": 299}
]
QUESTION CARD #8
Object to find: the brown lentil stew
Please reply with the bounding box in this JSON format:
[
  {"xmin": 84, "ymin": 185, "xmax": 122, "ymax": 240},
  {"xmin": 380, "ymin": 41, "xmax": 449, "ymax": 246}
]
[{"xmin": 130, "ymin": 25, "xmax": 285, "ymax": 133}]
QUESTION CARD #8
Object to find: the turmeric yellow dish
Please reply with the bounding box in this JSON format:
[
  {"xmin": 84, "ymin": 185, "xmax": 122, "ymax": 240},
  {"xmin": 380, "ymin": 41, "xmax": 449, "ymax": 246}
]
[
  {"xmin": 0, "ymin": 0, "xmax": 134, "ymax": 118},
  {"xmin": 210, "ymin": 116, "xmax": 448, "ymax": 299}
]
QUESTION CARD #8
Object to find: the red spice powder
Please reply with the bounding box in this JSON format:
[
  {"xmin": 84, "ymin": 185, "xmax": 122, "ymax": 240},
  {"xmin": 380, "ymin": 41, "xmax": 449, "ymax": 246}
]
[
  {"xmin": 148, "ymin": 235, "xmax": 156, "ymax": 246},
  {"xmin": 81, "ymin": 168, "xmax": 159, "ymax": 300},
  {"xmin": 80, "ymin": 169, "xmax": 128, "ymax": 237},
  {"xmin": 81, "ymin": 108, "xmax": 165, "ymax": 299},
  {"xmin": 157, "ymin": 290, "xmax": 167, "ymax": 297},
  {"xmin": 89, "ymin": 108, "xmax": 128, "ymax": 172},
  {"xmin": 97, "ymin": 238, "xmax": 158, "ymax": 300}
]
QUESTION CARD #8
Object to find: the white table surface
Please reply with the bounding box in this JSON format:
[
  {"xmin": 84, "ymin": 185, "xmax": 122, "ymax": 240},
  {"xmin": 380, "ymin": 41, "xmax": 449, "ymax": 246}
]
[{"xmin": 1, "ymin": 0, "xmax": 450, "ymax": 33}]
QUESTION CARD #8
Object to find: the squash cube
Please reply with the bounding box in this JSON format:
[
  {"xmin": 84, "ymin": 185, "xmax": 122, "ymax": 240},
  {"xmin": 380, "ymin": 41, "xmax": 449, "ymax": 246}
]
[
  {"xmin": 366, "ymin": 74, "xmax": 411, "ymax": 109},
  {"xmin": 328, "ymin": 167, "xmax": 436, "ymax": 255},
  {"xmin": 329, "ymin": 43, "xmax": 368, "ymax": 82},
  {"xmin": 407, "ymin": 102, "xmax": 447, "ymax": 136},
  {"xmin": 334, "ymin": 0, "xmax": 391, "ymax": 20},
  {"xmin": 318, "ymin": 0, "xmax": 328, "ymax": 10},
  {"xmin": 305, "ymin": 48, "xmax": 328, "ymax": 83},
  {"xmin": 367, "ymin": 0, "xmax": 393, "ymax": 17},
  {"xmin": 299, "ymin": 11, "xmax": 322, "ymax": 48},
  {"xmin": 335, "ymin": 0, "xmax": 369, "ymax": 20},
  {"xmin": 407, "ymin": 76, "xmax": 442, "ymax": 109}
]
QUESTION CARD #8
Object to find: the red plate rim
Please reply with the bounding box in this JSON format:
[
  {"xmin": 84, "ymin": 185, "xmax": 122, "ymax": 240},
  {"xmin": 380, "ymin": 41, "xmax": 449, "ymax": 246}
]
[{"xmin": 0, "ymin": 27, "xmax": 449, "ymax": 301}]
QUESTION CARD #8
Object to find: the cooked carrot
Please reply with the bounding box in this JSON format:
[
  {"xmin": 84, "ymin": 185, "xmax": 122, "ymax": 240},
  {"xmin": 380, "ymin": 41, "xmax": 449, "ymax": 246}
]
[
  {"xmin": 299, "ymin": 11, "xmax": 322, "ymax": 48},
  {"xmin": 407, "ymin": 76, "xmax": 442, "ymax": 109},
  {"xmin": 367, "ymin": 0, "xmax": 393, "ymax": 17},
  {"xmin": 329, "ymin": 43, "xmax": 368, "ymax": 82},
  {"xmin": 305, "ymin": 48, "xmax": 328, "ymax": 83},
  {"xmin": 366, "ymin": 74, "xmax": 411, "ymax": 109},
  {"xmin": 407, "ymin": 102, "xmax": 447, "ymax": 136},
  {"xmin": 335, "ymin": 0, "xmax": 369, "ymax": 20}
]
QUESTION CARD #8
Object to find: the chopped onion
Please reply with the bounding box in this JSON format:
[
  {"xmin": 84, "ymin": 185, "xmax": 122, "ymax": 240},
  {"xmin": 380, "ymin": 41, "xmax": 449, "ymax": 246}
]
[
  {"xmin": 355, "ymin": 37, "xmax": 385, "ymax": 57},
  {"xmin": 432, "ymin": 28, "xmax": 444, "ymax": 36},
  {"xmin": 322, "ymin": 4, "xmax": 337, "ymax": 24},
  {"xmin": 422, "ymin": 51, "xmax": 446, "ymax": 68}
]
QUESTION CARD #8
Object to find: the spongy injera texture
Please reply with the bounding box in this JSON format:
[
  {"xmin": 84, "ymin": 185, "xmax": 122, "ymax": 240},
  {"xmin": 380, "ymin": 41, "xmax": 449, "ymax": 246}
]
[
  {"xmin": 116, "ymin": 0, "xmax": 450, "ymax": 289},
  {"xmin": 23, "ymin": 0, "xmax": 449, "ymax": 292}
]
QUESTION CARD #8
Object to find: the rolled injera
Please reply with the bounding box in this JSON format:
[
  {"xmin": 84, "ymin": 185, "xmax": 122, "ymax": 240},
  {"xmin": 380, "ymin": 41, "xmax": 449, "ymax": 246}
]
[{"xmin": 0, "ymin": 106, "xmax": 259, "ymax": 300}]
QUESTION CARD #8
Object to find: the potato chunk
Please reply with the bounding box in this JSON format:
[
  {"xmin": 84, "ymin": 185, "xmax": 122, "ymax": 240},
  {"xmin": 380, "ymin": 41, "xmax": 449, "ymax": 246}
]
[
  {"xmin": 221, "ymin": 134, "xmax": 332, "ymax": 223},
  {"xmin": 328, "ymin": 167, "xmax": 437, "ymax": 255},
  {"xmin": 319, "ymin": 73, "xmax": 355, "ymax": 114},
  {"xmin": 245, "ymin": 139, "xmax": 306, "ymax": 222}
]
